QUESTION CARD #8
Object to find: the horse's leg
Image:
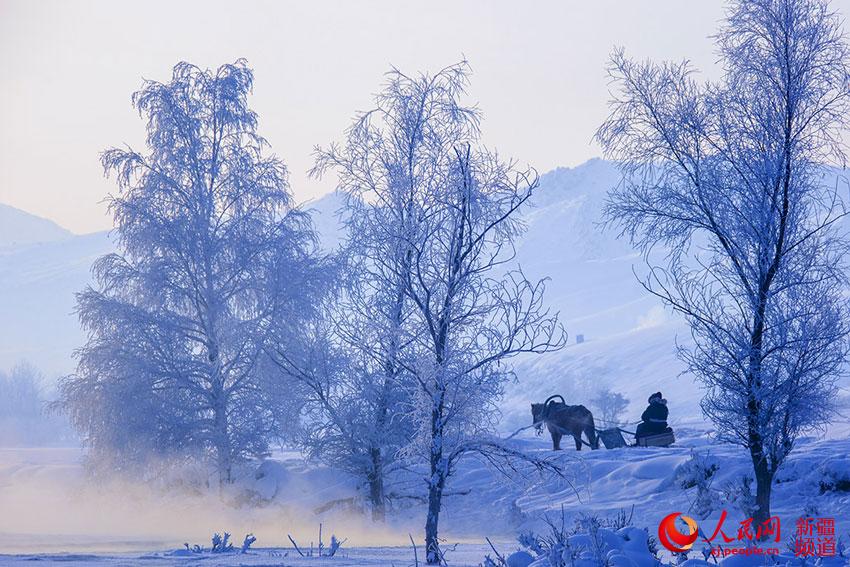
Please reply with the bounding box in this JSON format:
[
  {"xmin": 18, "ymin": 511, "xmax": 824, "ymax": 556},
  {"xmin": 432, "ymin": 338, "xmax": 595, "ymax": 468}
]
[
  {"xmin": 550, "ymin": 427, "xmax": 562, "ymax": 451},
  {"xmin": 573, "ymin": 431, "xmax": 582, "ymax": 451}
]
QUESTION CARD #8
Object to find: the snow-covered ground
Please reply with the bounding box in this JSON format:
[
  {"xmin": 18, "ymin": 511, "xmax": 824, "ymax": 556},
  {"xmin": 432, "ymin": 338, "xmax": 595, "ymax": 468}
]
[
  {"xmin": 2, "ymin": 431, "xmax": 850, "ymax": 565},
  {"xmin": 0, "ymin": 545, "xmax": 500, "ymax": 567}
]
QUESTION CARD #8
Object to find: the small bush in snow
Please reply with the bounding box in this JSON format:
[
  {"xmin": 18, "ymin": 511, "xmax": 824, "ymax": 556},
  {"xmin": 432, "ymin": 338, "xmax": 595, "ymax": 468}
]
[
  {"xmin": 514, "ymin": 509, "xmax": 578, "ymax": 566},
  {"xmin": 675, "ymin": 452, "xmax": 719, "ymax": 519},
  {"xmin": 816, "ymin": 458, "xmax": 850, "ymax": 494},
  {"xmin": 675, "ymin": 452, "xmax": 718, "ymax": 490},
  {"xmin": 183, "ymin": 532, "xmax": 255, "ymax": 555},
  {"xmin": 211, "ymin": 532, "xmax": 233, "ymax": 553},
  {"xmin": 597, "ymin": 507, "xmax": 634, "ymax": 531},
  {"xmin": 182, "ymin": 543, "xmax": 203, "ymax": 554},
  {"xmin": 240, "ymin": 533, "xmax": 256, "ymax": 553},
  {"xmin": 518, "ymin": 531, "xmax": 545, "ymax": 556},
  {"xmin": 721, "ymin": 475, "xmax": 756, "ymax": 518},
  {"xmin": 508, "ymin": 509, "xmax": 659, "ymax": 567}
]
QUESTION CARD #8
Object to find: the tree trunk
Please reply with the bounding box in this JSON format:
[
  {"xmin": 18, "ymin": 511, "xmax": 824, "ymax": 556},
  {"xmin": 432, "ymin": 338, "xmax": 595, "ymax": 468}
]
[
  {"xmin": 367, "ymin": 446, "xmax": 386, "ymax": 522},
  {"xmin": 746, "ymin": 286, "xmax": 771, "ymax": 529},
  {"xmin": 424, "ymin": 465, "xmax": 445, "ymax": 564},
  {"xmin": 368, "ymin": 357, "xmax": 394, "ymax": 523},
  {"xmin": 213, "ymin": 397, "xmax": 231, "ymax": 486},
  {"xmin": 366, "ymin": 269, "xmax": 406, "ymax": 523},
  {"xmin": 425, "ymin": 394, "xmax": 446, "ymax": 565},
  {"xmin": 752, "ymin": 452, "xmax": 774, "ymax": 531}
]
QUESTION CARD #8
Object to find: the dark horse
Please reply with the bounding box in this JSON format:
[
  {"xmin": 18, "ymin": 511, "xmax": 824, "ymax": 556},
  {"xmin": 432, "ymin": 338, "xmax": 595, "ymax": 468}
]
[{"xmin": 531, "ymin": 395, "xmax": 599, "ymax": 451}]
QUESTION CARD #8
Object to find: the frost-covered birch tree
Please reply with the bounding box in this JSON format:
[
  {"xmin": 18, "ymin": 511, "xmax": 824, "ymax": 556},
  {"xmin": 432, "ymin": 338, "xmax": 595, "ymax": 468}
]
[
  {"xmin": 269, "ymin": 304, "xmax": 412, "ymax": 521},
  {"xmin": 310, "ymin": 62, "xmax": 565, "ymax": 558},
  {"xmin": 597, "ymin": 0, "xmax": 850, "ymax": 529},
  {"xmin": 59, "ymin": 60, "xmax": 320, "ymax": 485},
  {"xmin": 326, "ymin": 65, "xmax": 572, "ymax": 561},
  {"xmin": 590, "ymin": 388, "xmax": 629, "ymax": 428},
  {"xmin": 408, "ymin": 144, "xmax": 567, "ymax": 563},
  {"xmin": 298, "ymin": 63, "xmax": 480, "ymax": 522}
]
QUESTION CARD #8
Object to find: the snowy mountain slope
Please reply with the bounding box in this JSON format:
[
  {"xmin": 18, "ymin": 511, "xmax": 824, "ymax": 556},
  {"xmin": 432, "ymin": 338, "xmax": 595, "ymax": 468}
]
[
  {"xmin": 500, "ymin": 160, "xmax": 696, "ymax": 432},
  {"xmin": 300, "ymin": 159, "xmax": 850, "ymax": 438},
  {"xmin": 496, "ymin": 160, "xmax": 850, "ymax": 437},
  {"xmin": 0, "ymin": 231, "xmax": 113, "ymax": 377},
  {"xmin": 0, "ymin": 204, "xmax": 72, "ymax": 248},
  {"xmin": 303, "ymin": 190, "xmax": 348, "ymax": 252},
  {"xmin": 297, "ymin": 159, "xmax": 698, "ymax": 431}
]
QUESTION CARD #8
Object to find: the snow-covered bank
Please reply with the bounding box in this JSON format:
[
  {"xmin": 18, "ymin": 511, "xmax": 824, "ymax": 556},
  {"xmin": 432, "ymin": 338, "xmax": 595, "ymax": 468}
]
[
  {"xmin": 0, "ymin": 545, "xmax": 498, "ymax": 566},
  {"xmin": 2, "ymin": 430, "xmax": 849, "ymax": 565}
]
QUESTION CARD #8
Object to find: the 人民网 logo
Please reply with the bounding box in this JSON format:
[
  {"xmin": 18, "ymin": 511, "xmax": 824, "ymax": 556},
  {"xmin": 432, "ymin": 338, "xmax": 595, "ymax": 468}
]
[{"xmin": 659, "ymin": 512, "xmax": 699, "ymax": 553}]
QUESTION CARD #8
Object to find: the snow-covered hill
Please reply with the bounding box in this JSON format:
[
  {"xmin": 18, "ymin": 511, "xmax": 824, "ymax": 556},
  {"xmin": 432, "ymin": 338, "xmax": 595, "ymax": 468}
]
[
  {"xmin": 293, "ymin": 160, "xmax": 693, "ymax": 430},
  {"xmin": 502, "ymin": 160, "xmax": 696, "ymax": 432},
  {"xmin": 302, "ymin": 159, "xmax": 850, "ymax": 438},
  {"xmin": 0, "ymin": 230, "xmax": 113, "ymax": 377},
  {"xmin": 0, "ymin": 205, "xmax": 73, "ymax": 248},
  {"xmin": 499, "ymin": 161, "xmax": 850, "ymax": 437},
  {"xmin": 299, "ymin": 159, "xmax": 704, "ymax": 431}
]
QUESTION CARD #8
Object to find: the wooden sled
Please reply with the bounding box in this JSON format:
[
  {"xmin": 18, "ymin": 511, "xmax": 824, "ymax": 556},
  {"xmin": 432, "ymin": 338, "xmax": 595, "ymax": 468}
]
[
  {"xmin": 595, "ymin": 427, "xmax": 676, "ymax": 449},
  {"xmin": 597, "ymin": 427, "xmax": 629, "ymax": 449},
  {"xmin": 635, "ymin": 430, "xmax": 675, "ymax": 447}
]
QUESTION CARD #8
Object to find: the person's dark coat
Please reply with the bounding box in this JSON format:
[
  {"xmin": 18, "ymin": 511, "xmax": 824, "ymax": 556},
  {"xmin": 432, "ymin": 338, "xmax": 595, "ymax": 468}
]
[{"xmin": 636, "ymin": 393, "xmax": 669, "ymax": 438}]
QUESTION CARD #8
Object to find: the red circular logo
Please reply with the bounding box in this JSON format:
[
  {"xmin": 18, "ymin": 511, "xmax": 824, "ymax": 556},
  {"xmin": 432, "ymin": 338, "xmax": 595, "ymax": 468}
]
[{"xmin": 658, "ymin": 512, "xmax": 699, "ymax": 553}]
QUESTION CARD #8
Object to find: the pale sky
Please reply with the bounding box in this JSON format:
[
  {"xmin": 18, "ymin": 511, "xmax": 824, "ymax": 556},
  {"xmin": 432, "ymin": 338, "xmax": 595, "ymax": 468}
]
[{"xmin": 1, "ymin": 0, "xmax": 848, "ymax": 234}]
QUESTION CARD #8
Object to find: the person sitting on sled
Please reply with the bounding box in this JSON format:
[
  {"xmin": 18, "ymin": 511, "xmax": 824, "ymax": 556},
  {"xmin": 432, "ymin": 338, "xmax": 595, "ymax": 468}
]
[{"xmin": 635, "ymin": 391, "xmax": 670, "ymax": 440}]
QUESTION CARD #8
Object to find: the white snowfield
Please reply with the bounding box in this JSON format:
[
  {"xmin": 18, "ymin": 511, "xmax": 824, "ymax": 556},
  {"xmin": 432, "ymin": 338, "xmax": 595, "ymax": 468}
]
[
  {"xmin": 1, "ymin": 432, "xmax": 849, "ymax": 565},
  {"xmin": 1, "ymin": 159, "xmax": 849, "ymax": 565}
]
